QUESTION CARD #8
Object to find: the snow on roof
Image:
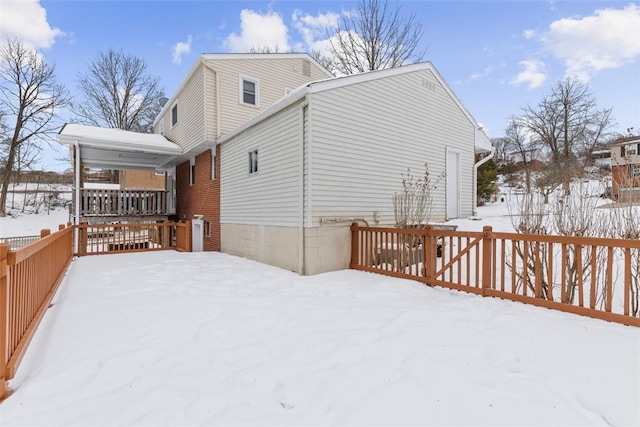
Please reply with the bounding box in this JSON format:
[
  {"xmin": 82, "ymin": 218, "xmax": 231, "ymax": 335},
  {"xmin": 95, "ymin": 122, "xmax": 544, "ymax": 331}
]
[{"xmin": 58, "ymin": 124, "xmax": 182, "ymax": 155}]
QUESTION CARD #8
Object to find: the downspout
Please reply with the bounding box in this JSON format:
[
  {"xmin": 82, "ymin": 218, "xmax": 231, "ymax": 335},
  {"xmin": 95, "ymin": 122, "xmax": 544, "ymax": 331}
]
[
  {"xmin": 298, "ymin": 98, "xmax": 309, "ymax": 275},
  {"xmin": 472, "ymin": 148, "xmax": 495, "ymax": 216}
]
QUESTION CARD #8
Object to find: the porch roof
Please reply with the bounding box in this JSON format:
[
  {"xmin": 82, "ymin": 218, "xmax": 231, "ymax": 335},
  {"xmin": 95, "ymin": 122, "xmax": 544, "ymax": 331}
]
[{"xmin": 58, "ymin": 124, "xmax": 182, "ymax": 170}]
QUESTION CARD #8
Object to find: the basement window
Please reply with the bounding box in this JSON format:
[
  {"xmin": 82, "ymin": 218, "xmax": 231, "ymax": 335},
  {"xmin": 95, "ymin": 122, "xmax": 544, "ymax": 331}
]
[{"xmin": 248, "ymin": 149, "xmax": 258, "ymax": 174}]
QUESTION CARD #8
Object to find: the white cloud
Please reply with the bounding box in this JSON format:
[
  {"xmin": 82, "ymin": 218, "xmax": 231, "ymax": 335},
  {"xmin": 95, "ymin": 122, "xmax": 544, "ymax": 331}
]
[
  {"xmin": 172, "ymin": 35, "xmax": 192, "ymax": 65},
  {"xmin": 470, "ymin": 66, "xmax": 494, "ymax": 80},
  {"xmin": 511, "ymin": 59, "xmax": 547, "ymax": 89},
  {"xmin": 224, "ymin": 10, "xmax": 290, "ymax": 52},
  {"xmin": 522, "ymin": 29, "xmax": 536, "ymax": 39},
  {"xmin": 291, "ymin": 10, "xmax": 344, "ymax": 56},
  {"xmin": 543, "ymin": 3, "xmax": 640, "ymax": 81},
  {"xmin": 0, "ymin": 0, "xmax": 63, "ymax": 49}
]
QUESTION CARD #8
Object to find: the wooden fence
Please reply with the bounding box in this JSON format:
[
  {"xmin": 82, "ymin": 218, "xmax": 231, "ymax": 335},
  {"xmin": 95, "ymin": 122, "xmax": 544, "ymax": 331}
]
[
  {"xmin": 75, "ymin": 221, "xmax": 191, "ymax": 256},
  {"xmin": 350, "ymin": 223, "xmax": 640, "ymax": 327},
  {"xmin": 1, "ymin": 225, "xmax": 73, "ymax": 400},
  {"xmin": 1, "ymin": 220, "xmax": 192, "ymax": 400}
]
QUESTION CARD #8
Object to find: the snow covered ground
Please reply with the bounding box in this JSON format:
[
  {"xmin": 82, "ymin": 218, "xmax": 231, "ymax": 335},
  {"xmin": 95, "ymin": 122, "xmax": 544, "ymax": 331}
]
[
  {"xmin": 1, "ymin": 251, "xmax": 638, "ymax": 426},
  {"xmin": 1, "ymin": 181, "xmax": 639, "ymax": 425}
]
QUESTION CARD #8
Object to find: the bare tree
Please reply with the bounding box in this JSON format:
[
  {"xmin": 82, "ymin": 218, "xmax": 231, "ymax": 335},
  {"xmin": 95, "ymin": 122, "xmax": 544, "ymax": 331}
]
[
  {"xmin": 505, "ymin": 117, "xmax": 536, "ymax": 192},
  {"xmin": 326, "ymin": 0, "xmax": 425, "ymax": 75},
  {"xmin": 522, "ymin": 78, "xmax": 614, "ymax": 193},
  {"xmin": 0, "ymin": 38, "xmax": 69, "ymax": 216},
  {"xmin": 490, "ymin": 137, "xmax": 510, "ymax": 164},
  {"xmin": 75, "ymin": 49, "xmax": 164, "ymax": 132}
]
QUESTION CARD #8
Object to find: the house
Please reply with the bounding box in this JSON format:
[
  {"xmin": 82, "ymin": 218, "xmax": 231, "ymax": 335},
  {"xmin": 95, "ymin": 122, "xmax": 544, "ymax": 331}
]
[
  {"xmin": 610, "ymin": 136, "xmax": 640, "ymax": 201},
  {"xmin": 151, "ymin": 53, "xmax": 333, "ymax": 251},
  {"xmin": 214, "ymin": 62, "xmax": 492, "ymax": 274},
  {"xmin": 59, "ymin": 55, "xmax": 492, "ymax": 275}
]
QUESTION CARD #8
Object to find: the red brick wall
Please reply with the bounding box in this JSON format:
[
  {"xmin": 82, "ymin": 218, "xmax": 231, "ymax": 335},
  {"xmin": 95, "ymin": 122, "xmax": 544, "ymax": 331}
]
[
  {"xmin": 176, "ymin": 146, "xmax": 220, "ymax": 251},
  {"xmin": 611, "ymin": 164, "xmax": 640, "ymax": 197}
]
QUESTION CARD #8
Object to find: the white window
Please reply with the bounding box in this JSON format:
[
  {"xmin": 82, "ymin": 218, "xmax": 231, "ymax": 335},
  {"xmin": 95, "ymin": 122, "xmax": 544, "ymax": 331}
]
[
  {"xmin": 211, "ymin": 149, "xmax": 216, "ymax": 180},
  {"xmin": 240, "ymin": 76, "xmax": 259, "ymax": 106},
  {"xmin": 248, "ymin": 149, "xmax": 258, "ymax": 174},
  {"xmin": 632, "ymin": 164, "xmax": 640, "ymax": 177},
  {"xmin": 190, "ymin": 158, "xmax": 195, "ymax": 185},
  {"xmin": 171, "ymin": 102, "xmax": 178, "ymax": 127}
]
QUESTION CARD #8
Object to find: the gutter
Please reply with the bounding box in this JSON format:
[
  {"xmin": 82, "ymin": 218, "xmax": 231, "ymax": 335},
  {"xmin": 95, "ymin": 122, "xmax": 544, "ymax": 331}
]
[{"xmin": 472, "ymin": 147, "xmax": 495, "ymax": 216}]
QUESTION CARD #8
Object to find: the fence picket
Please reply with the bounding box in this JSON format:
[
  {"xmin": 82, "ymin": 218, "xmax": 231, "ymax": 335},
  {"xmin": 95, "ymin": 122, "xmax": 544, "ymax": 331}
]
[{"xmin": 350, "ymin": 225, "xmax": 640, "ymax": 327}]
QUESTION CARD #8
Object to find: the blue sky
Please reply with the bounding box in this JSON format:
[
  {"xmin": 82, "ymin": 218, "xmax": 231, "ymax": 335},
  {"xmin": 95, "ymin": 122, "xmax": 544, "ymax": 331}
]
[{"xmin": 1, "ymin": 0, "xmax": 639, "ymax": 171}]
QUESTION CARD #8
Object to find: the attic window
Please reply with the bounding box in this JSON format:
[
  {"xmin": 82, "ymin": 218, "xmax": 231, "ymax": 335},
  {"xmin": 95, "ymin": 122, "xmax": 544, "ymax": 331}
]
[
  {"xmin": 240, "ymin": 76, "xmax": 258, "ymax": 106},
  {"xmin": 171, "ymin": 102, "xmax": 178, "ymax": 127},
  {"xmin": 302, "ymin": 59, "xmax": 311, "ymax": 77}
]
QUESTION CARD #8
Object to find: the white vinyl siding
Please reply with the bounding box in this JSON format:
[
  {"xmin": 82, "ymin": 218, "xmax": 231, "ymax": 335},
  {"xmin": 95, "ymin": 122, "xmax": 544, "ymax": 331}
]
[
  {"xmin": 160, "ymin": 65, "xmax": 205, "ymax": 153},
  {"xmin": 209, "ymin": 58, "xmax": 328, "ymax": 136},
  {"xmin": 308, "ymin": 69, "xmax": 475, "ymax": 225},
  {"xmin": 221, "ymin": 104, "xmax": 302, "ymax": 226}
]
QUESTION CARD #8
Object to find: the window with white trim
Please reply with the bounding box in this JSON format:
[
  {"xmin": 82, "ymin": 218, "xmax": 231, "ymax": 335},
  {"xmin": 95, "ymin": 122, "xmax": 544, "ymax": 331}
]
[
  {"xmin": 632, "ymin": 164, "xmax": 640, "ymax": 178},
  {"xmin": 211, "ymin": 149, "xmax": 216, "ymax": 180},
  {"xmin": 240, "ymin": 76, "xmax": 258, "ymax": 106},
  {"xmin": 248, "ymin": 149, "xmax": 258, "ymax": 174},
  {"xmin": 190, "ymin": 158, "xmax": 196, "ymax": 185},
  {"xmin": 171, "ymin": 102, "xmax": 178, "ymax": 127}
]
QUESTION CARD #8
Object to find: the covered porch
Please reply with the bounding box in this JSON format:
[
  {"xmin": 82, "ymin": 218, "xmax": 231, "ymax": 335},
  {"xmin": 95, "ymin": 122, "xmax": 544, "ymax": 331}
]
[{"xmin": 58, "ymin": 124, "xmax": 182, "ymax": 224}]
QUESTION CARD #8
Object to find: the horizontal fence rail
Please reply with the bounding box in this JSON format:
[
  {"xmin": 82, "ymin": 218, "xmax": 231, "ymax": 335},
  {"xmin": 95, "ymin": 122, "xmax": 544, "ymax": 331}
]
[
  {"xmin": 0, "ymin": 235, "xmax": 40, "ymax": 250},
  {"xmin": 79, "ymin": 189, "xmax": 168, "ymax": 217},
  {"xmin": 1, "ymin": 225, "xmax": 74, "ymax": 400},
  {"xmin": 75, "ymin": 221, "xmax": 191, "ymax": 256},
  {"xmin": 350, "ymin": 223, "xmax": 640, "ymax": 327}
]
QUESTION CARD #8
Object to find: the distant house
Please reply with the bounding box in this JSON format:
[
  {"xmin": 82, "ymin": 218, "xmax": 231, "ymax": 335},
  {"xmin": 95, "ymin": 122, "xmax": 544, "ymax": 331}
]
[
  {"xmin": 59, "ymin": 55, "xmax": 493, "ymax": 275},
  {"xmin": 610, "ymin": 136, "xmax": 640, "ymax": 201}
]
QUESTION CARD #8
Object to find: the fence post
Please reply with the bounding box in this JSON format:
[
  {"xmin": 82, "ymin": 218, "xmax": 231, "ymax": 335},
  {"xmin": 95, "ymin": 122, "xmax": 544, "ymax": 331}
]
[
  {"xmin": 482, "ymin": 225, "xmax": 493, "ymax": 295},
  {"xmin": 40, "ymin": 229, "xmax": 51, "ymax": 238},
  {"xmin": 58, "ymin": 224, "xmax": 65, "ymax": 231},
  {"xmin": 0, "ymin": 244, "xmax": 9, "ymax": 400},
  {"xmin": 423, "ymin": 225, "xmax": 433, "ymax": 284},
  {"xmin": 350, "ymin": 222, "xmax": 358, "ymax": 268},
  {"xmin": 185, "ymin": 221, "xmax": 192, "ymax": 252}
]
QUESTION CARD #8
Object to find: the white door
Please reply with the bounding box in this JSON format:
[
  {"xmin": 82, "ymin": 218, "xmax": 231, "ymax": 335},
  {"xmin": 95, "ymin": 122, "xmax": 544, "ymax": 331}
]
[
  {"xmin": 446, "ymin": 149, "xmax": 460, "ymax": 219},
  {"xmin": 192, "ymin": 218, "xmax": 203, "ymax": 252}
]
